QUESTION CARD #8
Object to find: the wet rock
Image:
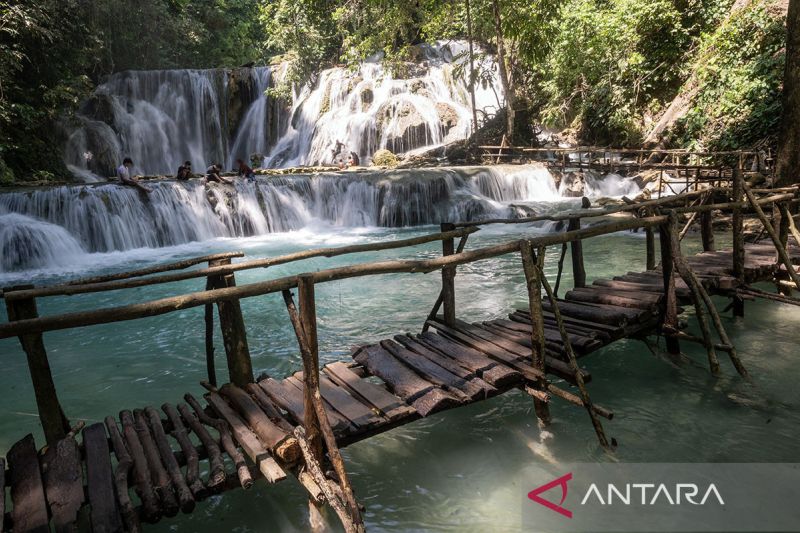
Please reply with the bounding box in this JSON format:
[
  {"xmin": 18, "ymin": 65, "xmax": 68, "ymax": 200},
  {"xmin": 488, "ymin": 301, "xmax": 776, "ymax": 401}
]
[{"xmin": 378, "ymin": 101, "xmax": 430, "ymax": 153}]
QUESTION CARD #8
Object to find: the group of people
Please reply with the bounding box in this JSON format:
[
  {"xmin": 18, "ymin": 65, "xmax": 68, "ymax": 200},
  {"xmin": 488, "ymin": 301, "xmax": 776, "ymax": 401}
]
[
  {"xmin": 331, "ymin": 140, "xmax": 360, "ymax": 169},
  {"xmin": 117, "ymin": 157, "xmax": 258, "ymax": 191}
]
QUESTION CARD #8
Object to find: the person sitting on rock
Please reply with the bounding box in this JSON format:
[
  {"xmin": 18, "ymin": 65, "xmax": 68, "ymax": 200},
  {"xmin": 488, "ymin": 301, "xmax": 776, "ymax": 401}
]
[
  {"xmin": 348, "ymin": 151, "xmax": 360, "ymax": 167},
  {"xmin": 236, "ymin": 159, "xmax": 256, "ymax": 182},
  {"xmin": 176, "ymin": 161, "xmax": 193, "ymax": 181},
  {"xmin": 117, "ymin": 157, "xmax": 151, "ymax": 193},
  {"xmin": 206, "ymin": 163, "xmax": 233, "ymax": 185}
]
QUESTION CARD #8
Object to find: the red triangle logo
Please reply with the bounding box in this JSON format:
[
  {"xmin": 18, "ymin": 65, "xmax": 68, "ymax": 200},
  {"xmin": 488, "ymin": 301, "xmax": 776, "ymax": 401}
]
[{"xmin": 528, "ymin": 473, "xmax": 573, "ymax": 518}]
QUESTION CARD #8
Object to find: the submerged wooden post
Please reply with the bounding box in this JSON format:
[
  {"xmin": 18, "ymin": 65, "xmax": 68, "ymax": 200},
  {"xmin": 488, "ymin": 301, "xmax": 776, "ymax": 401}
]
[
  {"xmin": 731, "ymin": 167, "xmax": 745, "ymax": 316},
  {"xmin": 700, "ymin": 210, "xmax": 715, "ymax": 252},
  {"xmin": 5, "ymin": 292, "xmax": 69, "ymax": 444},
  {"xmin": 441, "ymin": 222, "xmax": 457, "ymax": 326},
  {"xmin": 204, "ymin": 256, "xmax": 233, "ymax": 387},
  {"xmin": 298, "ymin": 276, "xmax": 323, "ymax": 462},
  {"xmin": 538, "ymin": 264, "xmax": 612, "ymax": 450},
  {"xmin": 519, "ymin": 241, "xmax": 551, "ymax": 425},
  {"xmin": 645, "ymin": 208, "xmax": 656, "ymax": 270},
  {"xmin": 568, "ymin": 217, "xmax": 586, "ymax": 288},
  {"xmin": 213, "ymin": 267, "xmax": 254, "ymax": 386},
  {"xmin": 658, "ymin": 224, "xmax": 681, "ymax": 354},
  {"xmin": 283, "ymin": 285, "xmax": 365, "ymax": 532}
]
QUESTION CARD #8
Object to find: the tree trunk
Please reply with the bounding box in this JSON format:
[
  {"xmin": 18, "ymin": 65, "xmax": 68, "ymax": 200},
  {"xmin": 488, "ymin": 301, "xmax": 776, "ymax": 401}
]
[
  {"xmin": 465, "ymin": 0, "xmax": 479, "ymax": 147},
  {"xmin": 776, "ymin": 0, "xmax": 800, "ymax": 187},
  {"xmin": 492, "ymin": 0, "xmax": 515, "ymax": 142}
]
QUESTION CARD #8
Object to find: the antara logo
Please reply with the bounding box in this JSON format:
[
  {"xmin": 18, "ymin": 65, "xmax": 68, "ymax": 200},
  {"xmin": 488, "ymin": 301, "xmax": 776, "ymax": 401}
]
[
  {"xmin": 528, "ymin": 473, "xmax": 573, "ymax": 518},
  {"xmin": 529, "ymin": 473, "xmax": 725, "ymax": 518}
]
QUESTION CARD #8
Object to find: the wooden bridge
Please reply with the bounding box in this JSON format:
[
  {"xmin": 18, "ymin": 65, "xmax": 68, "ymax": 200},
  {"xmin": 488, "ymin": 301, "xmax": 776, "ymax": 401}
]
[{"xmin": 1, "ymin": 169, "xmax": 799, "ymax": 532}]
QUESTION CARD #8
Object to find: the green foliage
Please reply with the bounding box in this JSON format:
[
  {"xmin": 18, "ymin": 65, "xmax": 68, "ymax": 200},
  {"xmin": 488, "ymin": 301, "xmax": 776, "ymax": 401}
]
[
  {"xmin": 371, "ymin": 148, "xmax": 398, "ymax": 167},
  {"xmin": 536, "ymin": 0, "xmax": 732, "ymax": 145},
  {"xmin": 672, "ymin": 1, "xmax": 786, "ymax": 150}
]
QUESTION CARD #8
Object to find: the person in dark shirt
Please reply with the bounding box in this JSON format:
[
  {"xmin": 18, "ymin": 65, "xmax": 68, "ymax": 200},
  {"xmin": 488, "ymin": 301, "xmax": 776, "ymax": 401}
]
[
  {"xmin": 205, "ymin": 163, "xmax": 233, "ymax": 185},
  {"xmin": 176, "ymin": 161, "xmax": 193, "ymax": 181},
  {"xmin": 236, "ymin": 159, "xmax": 256, "ymax": 182}
]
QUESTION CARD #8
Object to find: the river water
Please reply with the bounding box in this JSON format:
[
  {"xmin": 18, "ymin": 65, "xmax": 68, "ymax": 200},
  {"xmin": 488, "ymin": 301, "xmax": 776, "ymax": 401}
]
[{"xmin": 0, "ymin": 200, "xmax": 798, "ymax": 531}]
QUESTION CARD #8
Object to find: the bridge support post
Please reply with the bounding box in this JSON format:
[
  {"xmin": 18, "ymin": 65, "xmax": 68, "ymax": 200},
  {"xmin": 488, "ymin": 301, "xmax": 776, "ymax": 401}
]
[
  {"xmin": 520, "ymin": 241, "xmax": 551, "ymax": 425},
  {"xmin": 700, "ymin": 210, "xmax": 715, "ymax": 252},
  {"xmin": 5, "ymin": 291, "xmax": 69, "ymax": 445},
  {"xmin": 283, "ymin": 282, "xmax": 365, "ymax": 533},
  {"xmin": 211, "ymin": 265, "xmax": 254, "ymax": 387},
  {"xmin": 441, "ymin": 223, "xmax": 457, "ymax": 326},
  {"xmin": 658, "ymin": 224, "xmax": 681, "ymax": 355},
  {"xmin": 204, "ymin": 257, "xmax": 234, "ymax": 387},
  {"xmin": 568, "ymin": 218, "xmax": 586, "ymax": 288},
  {"xmin": 732, "ymin": 167, "xmax": 745, "ymax": 316},
  {"xmin": 645, "ymin": 208, "xmax": 656, "ymax": 270}
]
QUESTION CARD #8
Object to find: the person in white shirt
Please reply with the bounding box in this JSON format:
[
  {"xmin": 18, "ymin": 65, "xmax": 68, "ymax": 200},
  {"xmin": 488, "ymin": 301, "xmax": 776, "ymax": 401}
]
[{"xmin": 116, "ymin": 158, "xmax": 151, "ymax": 193}]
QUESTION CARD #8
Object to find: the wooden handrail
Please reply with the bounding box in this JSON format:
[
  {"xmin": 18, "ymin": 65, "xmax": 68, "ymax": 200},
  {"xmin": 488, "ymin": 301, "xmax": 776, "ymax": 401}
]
[
  {"xmin": 0, "ymin": 216, "xmax": 669, "ymax": 339},
  {"xmin": 454, "ymin": 189, "xmax": 796, "ymax": 227}
]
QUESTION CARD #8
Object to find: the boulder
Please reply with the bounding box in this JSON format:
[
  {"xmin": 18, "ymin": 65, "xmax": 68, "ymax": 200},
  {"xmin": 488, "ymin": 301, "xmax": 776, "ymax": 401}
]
[{"xmin": 377, "ymin": 101, "xmax": 430, "ymax": 154}]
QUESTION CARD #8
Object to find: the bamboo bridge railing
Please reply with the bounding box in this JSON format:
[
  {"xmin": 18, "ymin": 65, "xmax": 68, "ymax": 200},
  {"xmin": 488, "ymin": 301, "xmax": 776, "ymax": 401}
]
[{"xmin": 1, "ymin": 168, "xmax": 799, "ymax": 531}]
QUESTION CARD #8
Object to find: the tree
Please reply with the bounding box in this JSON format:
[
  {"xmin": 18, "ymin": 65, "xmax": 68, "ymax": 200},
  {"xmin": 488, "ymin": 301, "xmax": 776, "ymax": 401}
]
[{"xmin": 776, "ymin": 0, "xmax": 800, "ymax": 187}]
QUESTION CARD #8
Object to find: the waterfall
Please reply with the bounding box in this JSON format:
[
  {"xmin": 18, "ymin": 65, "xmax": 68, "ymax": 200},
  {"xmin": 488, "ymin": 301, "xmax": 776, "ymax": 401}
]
[
  {"xmin": 268, "ymin": 41, "xmax": 501, "ymax": 168},
  {"xmin": 65, "ymin": 67, "xmax": 272, "ymax": 178},
  {"xmin": 0, "ymin": 213, "xmax": 86, "ymax": 272},
  {"xmin": 64, "ymin": 41, "xmax": 502, "ymax": 180},
  {"xmin": 0, "ymin": 166, "xmax": 643, "ymax": 273}
]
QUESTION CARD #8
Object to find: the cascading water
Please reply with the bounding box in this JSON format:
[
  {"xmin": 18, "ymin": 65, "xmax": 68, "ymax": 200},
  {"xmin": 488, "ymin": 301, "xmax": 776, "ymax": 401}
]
[
  {"xmin": 268, "ymin": 42, "xmax": 501, "ymax": 168},
  {"xmin": 64, "ymin": 67, "xmax": 272, "ymax": 178},
  {"xmin": 0, "ymin": 213, "xmax": 86, "ymax": 272},
  {"xmin": 0, "ymin": 165, "xmax": 643, "ymax": 273},
  {"xmin": 63, "ymin": 41, "xmax": 501, "ymax": 180}
]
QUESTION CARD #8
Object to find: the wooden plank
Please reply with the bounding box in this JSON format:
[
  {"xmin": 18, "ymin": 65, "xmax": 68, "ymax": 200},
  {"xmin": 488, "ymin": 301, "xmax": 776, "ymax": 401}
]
[
  {"xmin": 322, "ymin": 362, "xmax": 415, "ymax": 421},
  {"xmin": 488, "ymin": 320, "xmax": 603, "ymax": 353},
  {"xmin": 352, "ymin": 345, "xmax": 460, "ymax": 417},
  {"xmin": 510, "ymin": 310, "xmax": 621, "ymax": 340},
  {"xmin": 565, "ymin": 288, "xmax": 659, "ymax": 310},
  {"xmin": 415, "ymin": 332, "xmax": 521, "ymax": 387},
  {"xmin": 540, "ymin": 298, "xmax": 638, "ymax": 324},
  {"xmin": 259, "ymin": 377, "xmax": 305, "ymax": 423},
  {"xmin": 41, "ymin": 436, "xmax": 84, "ymax": 532},
  {"xmin": 429, "ymin": 319, "xmax": 591, "ymax": 384},
  {"xmin": 281, "ymin": 376, "xmax": 356, "ymax": 435},
  {"xmin": 380, "ymin": 339, "xmax": 483, "ymax": 401},
  {"xmin": 83, "ymin": 423, "xmax": 124, "ymax": 533},
  {"xmin": 218, "ymin": 384, "xmax": 299, "ymax": 463},
  {"xmin": 394, "ymin": 335, "xmax": 497, "ymax": 396},
  {"xmin": 205, "ymin": 392, "xmax": 287, "ymax": 483},
  {"xmin": 7, "ymin": 434, "xmax": 49, "ymax": 533},
  {"xmin": 315, "ymin": 373, "xmax": 384, "ymax": 428}
]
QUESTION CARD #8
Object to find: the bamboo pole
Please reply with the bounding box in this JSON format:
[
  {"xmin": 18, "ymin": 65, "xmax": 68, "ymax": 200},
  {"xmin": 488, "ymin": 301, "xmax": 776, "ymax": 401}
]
[
  {"xmin": 4, "ymin": 293, "xmax": 69, "ymax": 444},
  {"xmin": 422, "ymin": 233, "xmax": 470, "ymax": 332},
  {"xmin": 205, "ymin": 256, "xmax": 231, "ymax": 387},
  {"xmin": 215, "ymin": 271, "xmax": 254, "ymax": 386},
  {"xmin": 659, "ymin": 224, "xmax": 681, "ymax": 355},
  {"xmin": 779, "ymin": 203, "xmax": 800, "ymax": 246},
  {"xmin": 742, "ymin": 184, "xmax": 800, "ymax": 290},
  {"xmin": 667, "ymin": 213, "xmax": 749, "ymax": 377},
  {"xmin": 568, "ymin": 218, "xmax": 586, "ymax": 288},
  {"xmin": 519, "ymin": 241, "xmax": 551, "ymax": 425},
  {"xmin": 645, "ymin": 208, "xmax": 656, "ymax": 270},
  {"xmin": 700, "ymin": 209, "xmax": 715, "ymax": 251},
  {"xmin": 538, "ymin": 262, "xmax": 611, "ymax": 450},
  {"xmin": 441, "ymin": 223, "xmax": 457, "ymax": 326},
  {"xmin": 666, "ymin": 216, "xmax": 721, "ymax": 375},
  {"xmin": 732, "ymin": 168, "xmax": 746, "ymax": 316},
  {"xmin": 553, "ymin": 242, "xmax": 568, "ymax": 295},
  {"xmin": 282, "ymin": 289, "xmax": 364, "ymax": 532},
  {"xmin": 294, "ymin": 426, "xmax": 358, "ymax": 533}
]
